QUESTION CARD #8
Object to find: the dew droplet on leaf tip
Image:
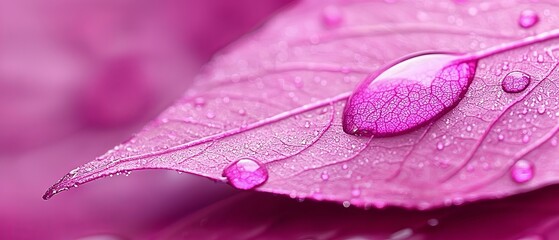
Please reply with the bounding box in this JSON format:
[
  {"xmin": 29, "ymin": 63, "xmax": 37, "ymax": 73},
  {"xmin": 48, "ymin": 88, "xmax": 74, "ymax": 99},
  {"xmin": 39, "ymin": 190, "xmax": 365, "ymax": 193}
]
[{"xmin": 511, "ymin": 159, "xmax": 534, "ymax": 183}]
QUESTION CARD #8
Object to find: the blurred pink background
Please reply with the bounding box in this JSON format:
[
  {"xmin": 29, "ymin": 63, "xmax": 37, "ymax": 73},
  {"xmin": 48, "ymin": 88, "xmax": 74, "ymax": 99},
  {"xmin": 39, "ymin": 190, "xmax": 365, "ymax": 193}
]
[{"xmin": 0, "ymin": 0, "xmax": 293, "ymax": 239}]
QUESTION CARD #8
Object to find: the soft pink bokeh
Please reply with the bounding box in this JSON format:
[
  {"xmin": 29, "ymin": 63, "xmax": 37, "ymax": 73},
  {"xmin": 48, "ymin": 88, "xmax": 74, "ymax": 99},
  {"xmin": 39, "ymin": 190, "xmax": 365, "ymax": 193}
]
[{"xmin": 0, "ymin": 0, "xmax": 293, "ymax": 239}]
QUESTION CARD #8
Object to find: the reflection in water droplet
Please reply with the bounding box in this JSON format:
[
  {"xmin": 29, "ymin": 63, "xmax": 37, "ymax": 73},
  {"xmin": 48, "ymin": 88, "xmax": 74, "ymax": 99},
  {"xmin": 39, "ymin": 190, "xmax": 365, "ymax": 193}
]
[
  {"xmin": 502, "ymin": 71, "xmax": 531, "ymax": 93},
  {"xmin": 518, "ymin": 10, "xmax": 539, "ymax": 29},
  {"xmin": 222, "ymin": 158, "xmax": 268, "ymax": 190},
  {"xmin": 511, "ymin": 159, "xmax": 534, "ymax": 183},
  {"xmin": 343, "ymin": 53, "xmax": 477, "ymax": 137},
  {"xmin": 321, "ymin": 6, "xmax": 343, "ymax": 28}
]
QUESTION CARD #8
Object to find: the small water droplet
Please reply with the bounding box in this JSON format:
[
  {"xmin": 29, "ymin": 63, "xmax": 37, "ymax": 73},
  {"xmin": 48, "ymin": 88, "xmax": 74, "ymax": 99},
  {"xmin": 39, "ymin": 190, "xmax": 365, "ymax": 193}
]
[
  {"xmin": 502, "ymin": 71, "xmax": 531, "ymax": 93},
  {"xmin": 321, "ymin": 5, "xmax": 343, "ymax": 28},
  {"xmin": 522, "ymin": 134, "xmax": 531, "ymax": 143},
  {"xmin": 238, "ymin": 109, "xmax": 246, "ymax": 116},
  {"xmin": 304, "ymin": 121, "xmax": 311, "ymax": 128},
  {"xmin": 321, "ymin": 172, "xmax": 329, "ymax": 181},
  {"xmin": 342, "ymin": 201, "xmax": 351, "ymax": 208},
  {"xmin": 537, "ymin": 54, "xmax": 544, "ymax": 63},
  {"xmin": 343, "ymin": 53, "xmax": 477, "ymax": 137},
  {"xmin": 466, "ymin": 125, "xmax": 473, "ymax": 132},
  {"xmin": 498, "ymin": 134, "xmax": 505, "ymax": 141},
  {"xmin": 222, "ymin": 158, "xmax": 268, "ymax": 190},
  {"xmin": 537, "ymin": 105, "xmax": 546, "ymax": 114},
  {"xmin": 551, "ymin": 137, "xmax": 558, "ymax": 146},
  {"xmin": 436, "ymin": 142, "xmax": 445, "ymax": 150},
  {"xmin": 518, "ymin": 10, "xmax": 539, "ymax": 29},
  {"xmin": 511, "ymin": 159, "xmax": 534, "ymax": 183},
  {"xmin": 194, "ymin": 97, "xmax": 206, "ymax": 106}
]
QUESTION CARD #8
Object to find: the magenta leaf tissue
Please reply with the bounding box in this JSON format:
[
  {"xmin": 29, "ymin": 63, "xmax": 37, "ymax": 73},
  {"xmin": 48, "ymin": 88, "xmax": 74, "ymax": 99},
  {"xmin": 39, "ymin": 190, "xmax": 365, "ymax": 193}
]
[{"xmin": 45, "ymin": 0, "xmax": 559, "ymax": 209}]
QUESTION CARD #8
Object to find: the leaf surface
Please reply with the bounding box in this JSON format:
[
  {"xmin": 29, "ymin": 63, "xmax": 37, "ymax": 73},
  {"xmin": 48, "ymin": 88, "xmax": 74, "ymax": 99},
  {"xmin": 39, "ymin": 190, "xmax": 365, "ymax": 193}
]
[{"xmin": 45, "ymin": 0, "xmax": 559, "ymax": 208}]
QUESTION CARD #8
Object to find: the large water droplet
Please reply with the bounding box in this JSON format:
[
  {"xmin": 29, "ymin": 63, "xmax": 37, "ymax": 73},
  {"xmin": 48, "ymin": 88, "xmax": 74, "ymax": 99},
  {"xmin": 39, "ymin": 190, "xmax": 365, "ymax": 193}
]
[
  {"xmin": 343, "ymin": 53, "xmax": 477, "ymax": 137},
  {"xmin": 501, "ymin": 71, "xmax": 531, "ymax": 93},
  {"xmin": 511, "ymin": 159, "xmax": 534, "ymax": 183},
  {"xmin": 518, "ymin": 10, "xmax": 539, "ymax": 29},
  {"xmin": 222, "ymin": 158, "xmax": 268, "ymax": 190}
]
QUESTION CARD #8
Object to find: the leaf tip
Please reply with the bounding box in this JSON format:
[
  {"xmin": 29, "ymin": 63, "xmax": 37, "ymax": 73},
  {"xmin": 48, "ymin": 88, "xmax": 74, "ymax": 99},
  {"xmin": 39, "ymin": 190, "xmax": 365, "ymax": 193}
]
[
  {"xmin": 42, "ymin": 172, "xmax": 79, "ymax": 200},
  {"xmin": 42, "ymin": 187, "xmax": 56, "ymax": 200}
]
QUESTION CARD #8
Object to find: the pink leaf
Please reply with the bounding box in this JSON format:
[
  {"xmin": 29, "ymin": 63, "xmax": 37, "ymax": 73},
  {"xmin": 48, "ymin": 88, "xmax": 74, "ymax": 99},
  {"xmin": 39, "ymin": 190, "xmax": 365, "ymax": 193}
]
[{"xmin": 44, "ymin": 0, "xmax": 559, "ymax": 208}]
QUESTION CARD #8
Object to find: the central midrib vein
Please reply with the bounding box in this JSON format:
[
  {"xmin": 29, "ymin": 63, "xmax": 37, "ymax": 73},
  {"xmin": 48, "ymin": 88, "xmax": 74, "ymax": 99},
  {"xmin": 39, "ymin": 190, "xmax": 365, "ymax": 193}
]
[{"xmin": 112, "ymin": 92, "xmax": 353, "ymax": 163}]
